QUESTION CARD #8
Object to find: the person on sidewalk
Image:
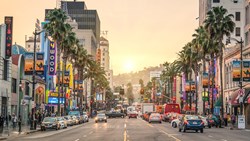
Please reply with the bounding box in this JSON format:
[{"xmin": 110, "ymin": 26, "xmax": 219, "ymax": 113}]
[
  {"xmin": 0, "ymin": 114, "xmax": 4, "ymax": 134},
  {"xmin": 18, "ymin": 115, "xmax": 22, "ymax": 134},
  {"xmin": 223, "ymin": 113, "xmax": 228, "ymax": 127},
  {"xmin": 12, "ymin": 114, "xmax": 17, "ymax": 130},
  {"xmin": 231, "ymin": 114, "xmax": 236, "ymax": 128}
]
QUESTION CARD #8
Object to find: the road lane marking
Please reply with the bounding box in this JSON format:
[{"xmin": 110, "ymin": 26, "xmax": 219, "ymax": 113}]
[
  {"xmin": 124, "ymin": 130, "xmax": 127, "ymax": 141},
  {"xmin": 124, "ymin": 123, "xmax": 127, "ymax": 128},
  {"xmin": 89, "ymin": 131, "xmax": 93, "ymax": 134},
  {"xmin": 147, "ymin": 124, "xmax": 154, "ymax": 128},
  {"xmin": 159, "ymin": 129, "xmax": 181, "ymax": 141},
  {"xmin": 221, "ymin": 139, "xmax": 227, "ymax": 141},
  {"xmin": 208, "ymin": 135, "xmax": 213, "ymax": 138},
  {"xmin": 83, "ymin": 135, "xmax": 87, "ymax": 138},
  {"xmin": 75, "ymin": 139, "xmax": 79, "ymax": 141}
]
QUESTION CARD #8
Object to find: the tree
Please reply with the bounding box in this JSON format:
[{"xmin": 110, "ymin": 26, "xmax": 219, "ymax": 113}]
[
  {"xmin": 44, "ymin": 8, "xmax": 69, "ymax": 115},
  {"xmin": 126, "ymin": 83, "xmax": 134, "ymax": 105},
  {"xmin": 204, "ymin": 6, "xmax": 235, "ymax": 115}
]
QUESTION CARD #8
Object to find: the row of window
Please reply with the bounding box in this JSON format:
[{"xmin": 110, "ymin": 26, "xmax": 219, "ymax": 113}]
[{"xmin": 213, "ymin": 0, "xmax": 238, "ymax": 4}]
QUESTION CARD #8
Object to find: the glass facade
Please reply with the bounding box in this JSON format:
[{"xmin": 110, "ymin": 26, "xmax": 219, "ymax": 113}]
[{"xmin": 61, "ymin": 1, "xmax": 100, "ymax": 42}]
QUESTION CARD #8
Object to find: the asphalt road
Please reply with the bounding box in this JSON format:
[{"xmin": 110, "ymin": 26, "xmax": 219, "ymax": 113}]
[{"xmin": 6, "ymin": 117, "xmax": 250, "ymax": 141}]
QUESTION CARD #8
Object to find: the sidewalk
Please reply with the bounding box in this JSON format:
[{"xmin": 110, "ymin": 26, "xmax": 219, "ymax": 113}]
[{"xmin": 0, "ymin": 124, "xmax": 41, "ymax": 140}]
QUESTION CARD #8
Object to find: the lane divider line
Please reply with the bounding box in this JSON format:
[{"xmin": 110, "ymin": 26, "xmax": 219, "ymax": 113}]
[
  {"xmin": 89, "ymin": 131, "xmax": 93, "ymax": 135},
  {"xmin": 159, "ymin": 129, "xmax": 181, "ymax": 141},
  {"xmin": 75, "ymin": 139, "xmax": 79, "ymax": 141}
]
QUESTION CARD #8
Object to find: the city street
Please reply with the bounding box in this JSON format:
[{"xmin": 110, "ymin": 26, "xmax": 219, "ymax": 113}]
[{"xmin": 5, "ymin": 117, "xmax": 250, "ymax": 141}]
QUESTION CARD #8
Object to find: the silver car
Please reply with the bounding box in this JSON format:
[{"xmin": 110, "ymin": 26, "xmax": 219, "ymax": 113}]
[
  {"xmin": 83, "ymin": 112, "xmax": 89, "ymax": 122},
  {"xmin": 57, "ymin": 117, "xmax": 67, "ymax": 129},
  {"xmin": 149, "ymin": 113, "xmax": 162, "ymax": 123},
  {"xmin": 64, "ymin": 116, "xmax": 74, "ymax": 126}
]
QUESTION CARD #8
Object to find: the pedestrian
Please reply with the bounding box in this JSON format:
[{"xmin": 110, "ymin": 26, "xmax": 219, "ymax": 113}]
[
  {"xmin": 231, "ymin": 114, "xmax": 236, "ymax": 128},
  {"xmin": 0, "ymin": 115, "xmax": 4, "ymax": 134},
  {"xmin": 223, "ymin": 113, "xmax": 228, "ymax": 127},
  {"xmin": 12, "ymin": 114, "xmax": 17, "ymax": 129},
  {"xmin": 18, "ymin": 115, "xmax": 22, "ymax": 134}
]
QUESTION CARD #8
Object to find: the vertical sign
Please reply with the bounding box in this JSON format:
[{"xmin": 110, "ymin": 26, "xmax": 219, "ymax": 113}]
[
  {"xmin": 56, "ymin": 71, "xmax": 62, "ymax": 86},
  {"xmin": 5, "ymin": 17, "xmax": 13, "ymax": 58},
  {"xmin": 49, "ymin": 41, "xmax": 56, "ymax": 75},
  {"xmin": 79, "ymin": 81, "xmax": 83, "ymax": 92},
  {"xmin": 202, "ymin": 73, "xmax": 208, "ymax": 88},
  {"xmin": 243, "ymin": 61, "xmax": 250, "ymax": 81},
  {"xmin": 63, "ymin": 71, "xmax": 70, "ymax": 87},
  {"xmin": 36, "ymin": 53, "xmax": 44, "ymax": 75},
  {"xmin": 233, "ymin": 61, "xmax": 240, "ymax": 81},
  {"xmin": 24, "ymin": 53, "xmax": 34, "ymax": 75}
]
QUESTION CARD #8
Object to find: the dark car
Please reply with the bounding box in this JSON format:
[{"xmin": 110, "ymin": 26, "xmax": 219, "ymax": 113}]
[
  {"xmin": 105, "ymin": 111, "xmax": 125, "ymax": 118},
  {"xmin": 179, "ymin": 115, "xmax": 204, "ymax": 133},
  {"xmin": 207, "ymin": 115, "xmax": 220, "ymax": 127},
  {"xmin": 68, "ymin": 110, "xmax": 84, "ymax": 124},
  {"xmin": 95, "ymin": 113, "xmax": 107, "ymax": 123},
  {"xmin": 41, "ymin": 117, "xmax": 60, "ymax": 131}
]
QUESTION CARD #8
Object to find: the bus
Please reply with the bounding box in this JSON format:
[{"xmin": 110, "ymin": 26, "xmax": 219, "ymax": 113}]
[{"xmin": 163, "ymin": 103, "xmax": 180, "ymax": 114}]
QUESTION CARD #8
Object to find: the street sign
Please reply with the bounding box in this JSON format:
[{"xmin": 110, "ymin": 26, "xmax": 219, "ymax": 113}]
[
  {"xmin": 238, "ymin": 89, "xmax": 245, "ymax": 96},
  {"xmin": 238, "ymin": 115, "xmax": 245, "ymax": 129}
]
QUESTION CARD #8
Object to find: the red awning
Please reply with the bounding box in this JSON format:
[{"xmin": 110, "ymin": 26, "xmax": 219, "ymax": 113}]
[{"xmin": 229, "ymin": 90, "xmax": 239, "ymax": 106}]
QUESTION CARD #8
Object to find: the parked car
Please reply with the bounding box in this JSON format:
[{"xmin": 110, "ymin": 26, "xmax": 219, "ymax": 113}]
[
  {"xmin": 72, "ymin": 116, "xmax": 80, "ymax": 125},
  {"xmin": 57, "ymin": 117, "xmax": 67, "ymax": 129},
  {"xmin": 68, "ymin": 110, "xmax": 84, "ymax": 124},
  {"xmin": 207, "ymin": 114, "xmax": 220, "ymax": 127},
  {"xmin": 64, "ymin": 116, "xmax": 74, "ymax": 126},
  {"xmin": 168, "ymin": 112, "xmax": 178, "ymax": 123},
  {"xmin": 148, "ymin": 113, "xmax": 162, "ymax": 123},
  {"xmin": 128, "ymin": 111, "xmax": 138, "ymax": 118},
  {"xmin": 95, "ymin": 113, "xmax": 107, "ymax": 123},
  {"xmin": 41, "ymin": 117, "xmax": 60, "ymax": 131},
  {"xmin": 82, "ymin": 112, "xmax": 89, "ymax": 122},
  {"xmin": 162, "ymin": 113, "xmax": 171, "ymax": 122},
  {"xmin": 105, "ymin": 111, "xmax": 125, "ymax": 118},
  {"xmin": 144, "ymin": 112, "xmax": 154, "ymax": 121},
  {"xmin": 199, "ymin": 116, "xmax": 211, "ymax": 128},
  {"xmin": 179, "ymin": 115, "xmax": 204, "ymax": 133}
]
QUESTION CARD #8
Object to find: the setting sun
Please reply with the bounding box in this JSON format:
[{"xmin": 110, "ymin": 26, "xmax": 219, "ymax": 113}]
[{"xmin": 123, "ymin": 59, "xmax": 135, "ymax": 72}]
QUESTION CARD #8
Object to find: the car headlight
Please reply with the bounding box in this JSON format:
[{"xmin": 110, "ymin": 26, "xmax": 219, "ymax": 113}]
[
  {"xmin": 52, "ymin": 123, "xmax": 56, "ymax": 126},
  {"xmin": 95, "ymin": 117, "xmax": 97, "ymax": 120}
]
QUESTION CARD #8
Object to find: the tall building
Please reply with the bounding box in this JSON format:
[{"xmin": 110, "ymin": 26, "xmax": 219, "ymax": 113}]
[
  {"xmin": 60, "ymin": 0, "xmax": 101, "ymax": 43},
  {"xmin": 100, "ymin": 36, "xmax": 113, "ymax": 90}
]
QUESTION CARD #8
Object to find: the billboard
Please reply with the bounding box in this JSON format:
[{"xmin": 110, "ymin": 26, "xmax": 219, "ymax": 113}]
[
  {"xmin": 36, "ymin": 53, "xmax": 44, "ymax": 75},
  {"xmin": 48, "ymin": 97, "xmax": 65, "ymax": 104},
  {"xmin": 74, "ymin": 80, "xmax": 83, "ymax": 92},
  {"xmin": 233, "ymin": 61, "xmax": 240, "ymax": 81},
  {"xmin": 63, "ymin": 71, "xmax": 70, "ymax": 87},
  {"xmin": 24, "ymin": 53, "xmax": 34, "ymax": 75},
  {"xmin": 185, "ymin": 81, "xmax": 195, "ymax": 92},
  {"xmin": 48, "ymin": 41, "xmax": 56, "ymax": 75},
  {"xmin": 4, "ymin": 17, "xmax": 13, "ymax": 58}
]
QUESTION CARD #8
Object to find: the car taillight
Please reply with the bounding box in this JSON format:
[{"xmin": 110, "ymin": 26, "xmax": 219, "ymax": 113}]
[
  {"xmin": 184, "ymin": 120, "xmax": 189, "ymax": 125},
  {"xmin": 201, "ymin": 121, "xmax": 204, "ymax": 125}
]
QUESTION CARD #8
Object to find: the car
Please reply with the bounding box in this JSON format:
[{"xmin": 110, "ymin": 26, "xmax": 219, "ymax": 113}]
[
  {"xmin": 57, "ymin": 117, "xmax": 67, "ymax": 129},
  {"xmin": 95, "ymin": 113, "xmax": 107, "ymax": 123},
  {"xmin": 82, "ymin": 112, "xmax": 89, "ymax": 122},
  {"xmin": 168, "ymin": 112, "xmax": 178, "ymax": 123},
  {"xmin": 162, "ymin": 113, "xmax": 171, "ymax": 122},
  {"xmin": 199, "ymin": 116, "xmax": 211, "ymax": 128},
  {"xmin": 105, "ymin": 111, "xmax": 125, "ymax": 118},
  {"xmin": 72, "ymin": 116, "xmax": 80, "ymax": 125},
  {"xmin": 144, "ymin": 112, "xmax": 154, "ymax": 121},
  {"xmin": 64, "ymin": 116, "xmax": 74, "ymax": 126},
  {"xmin": 41, "ymin": 117, "xmax": 60, "ymax": 131},
  {"xmin": 207, "ymin": 114, "xmax": 220, "ymax": 127},
  {"xmin": 128, "ymin": 111, "xmax": 138, "ymax": 118},
  {"xmin": 148, "ymin": 113, "xmax": 162, "ymax": 123},
  {"xmin": 68, "ymin": 110, "xmax": 84, "ymax": 124},
  {"xmin": 171, "ymin": 114, "xmax": 183, "ymax": 128},
  {"xmin": 179, "ymin": 115, "xmax": 204, "ymax": 133}
]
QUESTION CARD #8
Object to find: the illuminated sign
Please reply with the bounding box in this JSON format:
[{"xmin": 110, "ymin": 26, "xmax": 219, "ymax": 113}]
[
  {"xmin": 5, "ymin": 17, "xmax": 13, "ymax": 58},
  {"xmin": 49, "ymin": 41, "xmax": 56, "ymax": 75},
  {"xmin": 48, "ymin": 97, "xmax": 65, "ymax": 104}
]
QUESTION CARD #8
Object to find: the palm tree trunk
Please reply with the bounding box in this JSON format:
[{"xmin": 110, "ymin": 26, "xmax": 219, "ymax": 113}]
[
  {"xmin": 77, "ymin": 68, "xmax": 80, "ymax": 108},
  {"xmin": 211, "ymin": 54, "xmax": 215, "ymax": 114},
  {"xmin": 57, "ymin": 41, "xmax": 61, "ymax": 116},
  {"xmin": 203, "ymin": 58, "xmax": 206, "ymax": 115},
  {"xmin": 208, "ymin": 60, "xmax": 211, "ymax": 114},
  {"xmin": 79, "ymin": 69, "xmax": 83, "ymax": 113},
  {"xmin": 195, "ymin": 64, "xmax": 198, "ymax": 114},
  {"xmin": 219, "ymin": 42, "xmax": 224, "ymax": 116},
  {"xmin": 63, "ymin": 57, "xmax": 67, "ymax": 115}
]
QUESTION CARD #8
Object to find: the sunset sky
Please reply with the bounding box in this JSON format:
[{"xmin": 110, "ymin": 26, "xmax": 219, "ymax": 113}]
[{"xmin": 0, "ymin": 0, "xmax": 199, "ymax": 75}]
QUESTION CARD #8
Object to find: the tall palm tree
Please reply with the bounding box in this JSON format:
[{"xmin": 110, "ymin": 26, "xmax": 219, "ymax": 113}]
[
  {"xmin": 44, "ymin": 8, "xmax": 68, "ymax": 115},
  {"xmin": 204, "ymin": 6, "xmax": 235, "ymax": 115}
]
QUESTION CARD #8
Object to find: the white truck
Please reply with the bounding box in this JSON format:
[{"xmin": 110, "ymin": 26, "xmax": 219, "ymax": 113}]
[{"xmin": 141, "ymin": 103, "xmax": 154, "ymax": 114}]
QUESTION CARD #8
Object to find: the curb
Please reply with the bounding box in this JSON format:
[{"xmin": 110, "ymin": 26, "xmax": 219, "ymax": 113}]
[
  {"xmin": 0, "ymin": 137, "xmax": 7, "ymax": 140},
  {"xmin": 25, "ymin": 129, "xmax": 41, "ymax": 135}
]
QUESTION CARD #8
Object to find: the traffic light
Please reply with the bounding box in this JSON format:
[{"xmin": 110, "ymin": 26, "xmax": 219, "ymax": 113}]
[{"xmin": 119, "ymin": 88, "xmax": 124, "ymax": 95}]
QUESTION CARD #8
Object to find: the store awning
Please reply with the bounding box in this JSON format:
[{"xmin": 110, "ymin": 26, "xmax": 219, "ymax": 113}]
[{"xmin": 230, "ymin": 90, "xmax": 239, "ymax": 106}]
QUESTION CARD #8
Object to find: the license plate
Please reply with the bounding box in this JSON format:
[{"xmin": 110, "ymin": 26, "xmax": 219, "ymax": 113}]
[{"xmin": 193, "ymin": 122, "xmax": 197, "ymax": 124}]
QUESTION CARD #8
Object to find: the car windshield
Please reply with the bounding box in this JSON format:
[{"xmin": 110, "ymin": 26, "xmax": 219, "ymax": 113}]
[
  {"xmin": 97, "ymin": 114, "xmax": 106, "ymax": 117},
  {"xmin": 186, "ymin": 115, "xmax": 200, "ymax": 120},
  {"xmin": 43, "ymin": 117, "xmax": 56, "ymax": 122},
  {"xmin": 68, "ymin": 111, "xmax": 80, "ymax": 116},
  {"xmin": 82, "ymin": 112, "xmax": 87, "ymax": 115}
]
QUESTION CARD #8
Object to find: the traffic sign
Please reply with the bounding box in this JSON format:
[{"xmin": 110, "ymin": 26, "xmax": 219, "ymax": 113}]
[{"xmin": 238, "ymin": 89, "xmax": 245, "ymax": 96}]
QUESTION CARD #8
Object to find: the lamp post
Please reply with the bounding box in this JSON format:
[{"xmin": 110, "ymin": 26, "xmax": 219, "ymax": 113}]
[{"xmin": 226, "ymin": 37, "xmax": 244, "ymax": 115}]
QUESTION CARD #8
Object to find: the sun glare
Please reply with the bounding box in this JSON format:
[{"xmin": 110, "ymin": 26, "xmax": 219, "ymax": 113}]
[{"xmin": 123, "ymin": 59, "xmax": 135, "ymax": 72}]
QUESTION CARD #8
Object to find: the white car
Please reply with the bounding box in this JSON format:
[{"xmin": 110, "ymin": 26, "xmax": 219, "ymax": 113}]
[
  {"xmin": 171, "ymin": 114, "xmax": 183, "ymax": 128},
  {"xmin": 83, "ymin": 112, "xmax": 89, "ymax": 122},
  {"xmin": 57, "ymin": 117, "xmax": 67, "ymax": 129}
]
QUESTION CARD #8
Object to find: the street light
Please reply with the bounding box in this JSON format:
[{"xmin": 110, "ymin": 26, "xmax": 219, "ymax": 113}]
[{"xmin": 226, "ymin": 36, "xmax": 244, "ymax": 115}]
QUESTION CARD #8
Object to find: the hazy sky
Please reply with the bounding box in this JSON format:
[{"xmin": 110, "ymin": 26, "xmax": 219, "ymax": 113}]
[{"xmin": 0, "ymin": 0, "xmax": 199, "ymax": 75}]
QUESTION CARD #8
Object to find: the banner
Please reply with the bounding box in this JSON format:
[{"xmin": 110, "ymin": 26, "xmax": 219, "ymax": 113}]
[
  {"xmin": 56, "ymin": 71, "xmax": 62, "ymax": 86},
  {"xmin": 185, "ymin": 81, "xmax": 195, "ymax": 92},
  {"xmin": 24, "ymin": 53, "xmax": 34, "ymax": 75},
  {"xmin": 233, "ymin": 61, "xmax": 240, "ymax": 81},
  {"xmin": 64, "ymin": 71, "xmax": 70, "ymax": 87},
  {"xmin": 36, "ymin": 53, "xmax": 44, "ymax": 75},
  {"xmin": 48, "ymin": 41, "xmax": 56, "ymax": 75},
  {"xmin": 243, "ymin": 61, "xmax": 250, "ymax": 81},
  {"xmin": 5, "ymin": 17, "xmax": 13, "ymax": 58},
  {"xmin": 202, "ymin": 73, "xmax": 208, "ymax": 88},
  {"xmin": 74, "ymin": 80, "xmax": 83, "ymax": 92}
]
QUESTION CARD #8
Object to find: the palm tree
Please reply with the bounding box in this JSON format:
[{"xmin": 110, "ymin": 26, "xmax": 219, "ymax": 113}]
[
  {"xmin": 44, "ymin": 8, "xmax": 69, "ymax": 115},
  {"xmin": 204, "ymin": 6, "xmax": 235, "ymax": 115}
]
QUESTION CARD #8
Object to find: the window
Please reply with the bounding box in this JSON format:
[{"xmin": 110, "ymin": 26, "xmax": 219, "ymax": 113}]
[
  {"xmin": 11, "ymin": 78, "xmax": 17, "ymax": 93},
  {"xmin": 3, "ymin": 60, "xmax": 8, "ymax": 80},
  {"xmin": 235, "ymin": 27, "xmax": 241, "ymax": 36},
  {"xmin": 25, "ymin": 82, "xmax": 30, "ymax": 95},
  {"xmin": 103, "ymin": 58, "xmax": 105, "ymax": 61},
  {"xmin": 213, "ymin": 0, "xmax": 220, "ymax": 3},
  {"xmin": 235, "ymin": 12, "xmax": 240, "ymax": 21}
]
